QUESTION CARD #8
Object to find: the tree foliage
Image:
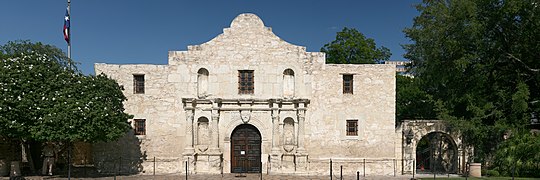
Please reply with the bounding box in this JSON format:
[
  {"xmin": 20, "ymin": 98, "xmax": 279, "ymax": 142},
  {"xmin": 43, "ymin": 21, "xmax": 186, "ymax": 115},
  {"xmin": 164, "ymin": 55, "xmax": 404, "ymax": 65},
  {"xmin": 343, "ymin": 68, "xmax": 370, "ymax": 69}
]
[
  {"xmin": 0, "ymin": 40, "xmax": 132, "ymax": 143},
  {"xmin": 404, "ymin": 0, "xmax": 540, "ymax": 173},
  {"xmin": 321, "ymin": 27, "xmax": 391, "ymax": 64},
  {"xmin": 396, "ymin": 74, "xmax": 438, "ymax": 121},
  {"xmin": 494, "ymin": 131, "xmax": 540, "ymax": 177}
]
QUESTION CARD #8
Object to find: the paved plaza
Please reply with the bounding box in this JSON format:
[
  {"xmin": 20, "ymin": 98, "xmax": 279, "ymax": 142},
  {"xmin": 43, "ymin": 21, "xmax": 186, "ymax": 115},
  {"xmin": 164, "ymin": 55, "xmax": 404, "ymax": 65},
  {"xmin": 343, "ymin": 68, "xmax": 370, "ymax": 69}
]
[{"xmin": 1, "ymin": 173, "xmax": 422, "ymax": 180}]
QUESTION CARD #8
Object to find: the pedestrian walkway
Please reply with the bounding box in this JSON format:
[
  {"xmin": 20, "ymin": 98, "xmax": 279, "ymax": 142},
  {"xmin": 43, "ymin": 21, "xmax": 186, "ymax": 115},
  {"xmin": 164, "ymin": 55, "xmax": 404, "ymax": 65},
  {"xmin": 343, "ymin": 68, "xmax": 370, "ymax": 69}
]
[{"xmin": 2, "ymin": 173, "xmax": 415, "ymax": 180}]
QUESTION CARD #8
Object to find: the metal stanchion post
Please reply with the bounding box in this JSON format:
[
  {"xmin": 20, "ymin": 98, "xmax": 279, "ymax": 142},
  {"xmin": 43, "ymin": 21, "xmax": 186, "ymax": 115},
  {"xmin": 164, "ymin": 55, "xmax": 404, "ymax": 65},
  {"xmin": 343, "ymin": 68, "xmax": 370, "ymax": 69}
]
[
  {"xmin": 394, "ymin": 159, "xmax": 396, "ymax": 177},
  {"xmin": 119, "ymin": 156, "xmax": 122, "ymax": 175},
  {"xmin": 153, "ymin": 157, "xmax": 156, "ymax": 176},
  {"xmin": 340, "ymin": 165, "xmax": 342, "ymax": 180},
  {"xmin": 363, "ymin": 159, "xmax": 366, "ymax": 177},
  {"xmin": 413, "ymin": 159, "xmax": 416, "ymax": 179},
  {"xmin": 512, "ymin": 163, "xmax": 515, "ymax": 180},
  {"xmin": 330, "ymin": 159, "xmax": 333, "ymax": 180},
  {"xmin": 68, "ymin": 146, "xmax": 71, "ymax": 180},
  {"xmin": 433, "ymin": 135, "xmax": 436, "ymax": 180},
  {"xmin": 114, "ymin": 157, "xmax": 117, "ymax": 180}
]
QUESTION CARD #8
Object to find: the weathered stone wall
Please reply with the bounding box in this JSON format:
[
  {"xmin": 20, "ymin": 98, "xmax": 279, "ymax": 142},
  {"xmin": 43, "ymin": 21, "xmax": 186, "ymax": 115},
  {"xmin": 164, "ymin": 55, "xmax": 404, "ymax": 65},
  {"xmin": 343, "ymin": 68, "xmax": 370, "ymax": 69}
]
[
  {"xmin": 94, "ymin": 64, "xmax": 187, "ymax": 174},
  {"xmin": 306, "ymin": 64, "xmax": 396, "ymax": 158},
  {"xmin": 94, "ymin": 13, "xmax": 399, "ymax": 175}
]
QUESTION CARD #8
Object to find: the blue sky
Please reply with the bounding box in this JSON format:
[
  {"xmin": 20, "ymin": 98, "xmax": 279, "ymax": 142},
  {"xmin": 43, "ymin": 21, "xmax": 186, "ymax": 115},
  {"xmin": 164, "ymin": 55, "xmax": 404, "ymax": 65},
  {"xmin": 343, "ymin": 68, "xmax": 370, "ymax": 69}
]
[{"xmin": 1, "ymin": 0, "xmax": 421, "ymax": 74}]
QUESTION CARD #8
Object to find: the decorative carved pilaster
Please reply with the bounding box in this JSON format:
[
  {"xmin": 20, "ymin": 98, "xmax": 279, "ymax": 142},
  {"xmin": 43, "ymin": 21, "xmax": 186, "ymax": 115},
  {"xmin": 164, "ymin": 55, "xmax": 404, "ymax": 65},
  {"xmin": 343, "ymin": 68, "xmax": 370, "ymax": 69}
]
[
  {"xmin": 271, "ymin": 107, "xmax": 280, "ymax": 154},
  {"xmin": 210, "ymin": 108, "xmax": 220, "ymax": 152},
  {"xmin": 403, "ymin": 135, "xmax": 414, "ymax": 175},
  {"xmin": 296, "ymin": 107, "xmax": 306, "ymax": 153},
  {"xmin": 184, "ymin": 109, "xmax": 195, "ymax": 154}
]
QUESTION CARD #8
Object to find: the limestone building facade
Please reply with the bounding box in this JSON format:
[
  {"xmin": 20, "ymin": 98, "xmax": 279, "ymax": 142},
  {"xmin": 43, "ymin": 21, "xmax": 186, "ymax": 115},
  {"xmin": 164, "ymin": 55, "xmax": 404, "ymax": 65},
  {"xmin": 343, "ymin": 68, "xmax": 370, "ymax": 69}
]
[{"xmin": 94, "ymin": 13, "xmax": 403, "ymax": 175}]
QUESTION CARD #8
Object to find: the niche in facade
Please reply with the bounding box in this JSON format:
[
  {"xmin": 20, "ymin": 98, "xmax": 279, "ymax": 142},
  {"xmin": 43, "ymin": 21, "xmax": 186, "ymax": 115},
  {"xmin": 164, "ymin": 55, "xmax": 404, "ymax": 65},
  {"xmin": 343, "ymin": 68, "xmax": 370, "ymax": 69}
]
[
  {"xmin": 197, "ymin": 68, "xmax": 209, "ymax": 98},
  {"xmin": 283, "ymin": 69, "xmax": 295, "ymax": 98},
  {"xmin": 283, "ymin": 117, "xmax": 295, "ymax": 152},
  {"xmin": 197, "ymin": 117, "xmax": 209, "ymax": 152}
]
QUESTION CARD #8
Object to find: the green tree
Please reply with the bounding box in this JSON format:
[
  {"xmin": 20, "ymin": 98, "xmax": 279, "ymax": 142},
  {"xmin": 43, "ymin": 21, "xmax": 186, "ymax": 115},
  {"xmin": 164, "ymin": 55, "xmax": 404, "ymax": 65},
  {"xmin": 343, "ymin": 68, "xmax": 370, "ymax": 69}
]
[
  {"xmin": 0, "ymin": 40, "xmax": 132, "ymax": 162},
  {"xmin": 396, "ymin": 74, "xmax": 437, "ymax": 122},
  {"xmin": 404, "ymin": 0, "xmax": 540, "ymax": 173},
  {"xmin": 494, "ymin": 131, "xmax": 540, "ymax": 177},
  {"xmin": 321, "ymin": 27, "xmax": 391, "ymax": 64}
]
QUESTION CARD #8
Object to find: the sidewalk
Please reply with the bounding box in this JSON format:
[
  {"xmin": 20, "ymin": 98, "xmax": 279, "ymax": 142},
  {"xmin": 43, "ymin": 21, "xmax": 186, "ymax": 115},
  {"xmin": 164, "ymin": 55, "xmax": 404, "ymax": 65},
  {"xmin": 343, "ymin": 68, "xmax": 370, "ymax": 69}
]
[{"xmin": 2, "ymin": 173, "xmax": 417, "ymax": 180}]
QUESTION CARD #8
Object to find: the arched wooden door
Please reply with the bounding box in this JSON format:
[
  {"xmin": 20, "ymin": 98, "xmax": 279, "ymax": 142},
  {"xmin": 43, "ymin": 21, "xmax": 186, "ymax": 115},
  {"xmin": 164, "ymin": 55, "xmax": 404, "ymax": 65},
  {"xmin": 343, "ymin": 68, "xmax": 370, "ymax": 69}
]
[{"xmin": 231, "ymin": 124, "xmax": 261, "ymax": 173}]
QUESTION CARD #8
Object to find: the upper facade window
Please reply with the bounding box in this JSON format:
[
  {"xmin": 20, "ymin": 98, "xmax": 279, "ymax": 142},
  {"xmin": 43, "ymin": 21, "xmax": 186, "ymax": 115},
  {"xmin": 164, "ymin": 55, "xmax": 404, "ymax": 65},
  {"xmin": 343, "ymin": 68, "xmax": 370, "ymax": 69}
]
[
  {"xmin": 343, "ymin": 74, "xmax": 353, "ymax": 94},
  {"xmin": 238, "ymin": 70, "xmax": 254, "ymax": 94},
  {"xmin": 346, "ymin": 120, "xmax": 358, "ymax": 136},
  {"xmin": 134, "ymin": 119, "xmax": 146, "ymax": 135},
  {"xmin": 133, "ymin": 74, "xmax": 145, "ymax": 94}
]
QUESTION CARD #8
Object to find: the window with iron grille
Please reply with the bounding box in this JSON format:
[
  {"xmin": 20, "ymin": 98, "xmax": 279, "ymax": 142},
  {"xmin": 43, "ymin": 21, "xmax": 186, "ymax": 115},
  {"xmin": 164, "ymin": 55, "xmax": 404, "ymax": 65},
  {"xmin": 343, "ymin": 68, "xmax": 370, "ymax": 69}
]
[
  {"xmin": 133, "ymin": 74, "xmax": 145, "ymax": 94},
  {"xmin": 238, "ymin": 70, "xmax": 254, "ymax": 94},
  {"xmin": 343, "ymin": 74, "xmax": 353, "ymax": 94},
  {"xmin": 346, "ymin": 120, "xmax": 358, "ymax": 136},
  {"xmin": 134, "ymin": 119, "xmax": 146, "ymax": 135}
]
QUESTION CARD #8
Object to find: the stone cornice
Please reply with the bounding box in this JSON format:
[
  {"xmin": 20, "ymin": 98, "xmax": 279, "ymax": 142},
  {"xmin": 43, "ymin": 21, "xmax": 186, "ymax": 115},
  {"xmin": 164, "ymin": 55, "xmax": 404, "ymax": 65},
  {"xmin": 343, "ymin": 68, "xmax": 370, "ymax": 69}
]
[{"xmin": 182, "ymin": 98, "xmax": 310, "ymax": 111}]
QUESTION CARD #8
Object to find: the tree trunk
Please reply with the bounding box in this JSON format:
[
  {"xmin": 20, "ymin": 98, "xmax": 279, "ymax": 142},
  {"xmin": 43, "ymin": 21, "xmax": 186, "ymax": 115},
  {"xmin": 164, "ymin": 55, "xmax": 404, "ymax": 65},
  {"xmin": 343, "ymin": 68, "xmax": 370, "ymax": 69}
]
[{"xmin": 22, "ymin": 141, "xmax": 36, "ymax": 174}]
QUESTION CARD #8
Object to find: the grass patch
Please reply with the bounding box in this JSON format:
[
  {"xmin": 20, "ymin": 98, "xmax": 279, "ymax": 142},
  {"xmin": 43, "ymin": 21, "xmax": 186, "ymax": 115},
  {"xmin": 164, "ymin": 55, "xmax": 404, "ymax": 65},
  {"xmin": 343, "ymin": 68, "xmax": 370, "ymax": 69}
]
[{"xmin": 417, "ymin": 177, "xmax": 537, "ymax": 180}]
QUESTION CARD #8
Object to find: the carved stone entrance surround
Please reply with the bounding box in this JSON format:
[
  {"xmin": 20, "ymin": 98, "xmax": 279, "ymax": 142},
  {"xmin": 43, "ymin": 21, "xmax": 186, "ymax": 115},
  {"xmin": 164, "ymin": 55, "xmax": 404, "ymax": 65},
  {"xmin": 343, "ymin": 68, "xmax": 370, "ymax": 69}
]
[
  {"xmin": 182, "ymin": 98, "xmax": 309, "ymax": 174},
  {"xmin": 401, "ymin": 120, "xmax": 472, "ymax": 175}
]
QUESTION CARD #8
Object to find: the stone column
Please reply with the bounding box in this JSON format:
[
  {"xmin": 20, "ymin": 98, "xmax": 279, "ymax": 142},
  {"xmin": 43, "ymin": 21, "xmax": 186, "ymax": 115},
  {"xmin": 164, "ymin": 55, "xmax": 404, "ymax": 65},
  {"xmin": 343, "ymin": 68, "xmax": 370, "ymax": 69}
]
[
  {"xmin": 210, "ymin": 108, "xmax": 220, "ymax": 151},
  {"xmin": 270, "ymin": 101, "xmax": 281, "ymax": 173},
  {"xmin": 295, "ymin": 102, "xmax": 308, "ymax": 172},
  {"xmin": 296, "ymin": 105, "xmax": 306, "ymax": 153},
  {"xmin": 402, "ymin": 127, "xmax": 415, "ymax": 175},
  {"xmin": 208, "ymin": 101, "xmax": 222, "ymax": 173},
  {"xmin": 271, "ymin": 107, "xmax": 280, "ymax": 154},
  {"xmin": 184, "ymin": 109, "xmax": 195, "ymax": 154},
  {"xmin": 183, "ymin": 108, "xmax": 195, "ymax": 174}
]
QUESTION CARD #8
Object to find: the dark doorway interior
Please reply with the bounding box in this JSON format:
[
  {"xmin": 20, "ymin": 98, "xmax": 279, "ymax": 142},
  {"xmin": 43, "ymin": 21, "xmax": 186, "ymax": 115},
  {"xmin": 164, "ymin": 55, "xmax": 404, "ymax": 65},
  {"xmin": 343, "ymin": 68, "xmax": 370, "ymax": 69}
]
[{"xmin": 416, "ymin": 132, "xmax": 458, "ymax": 174}]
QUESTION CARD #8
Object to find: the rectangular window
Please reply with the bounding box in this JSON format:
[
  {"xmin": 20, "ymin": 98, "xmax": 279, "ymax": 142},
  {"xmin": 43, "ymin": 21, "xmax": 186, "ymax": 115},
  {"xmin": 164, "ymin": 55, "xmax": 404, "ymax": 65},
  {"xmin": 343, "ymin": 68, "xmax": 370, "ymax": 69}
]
[
  {"xmin": 238, "ymin": 70, "xmax": 254, "ymax": 94},
  {"xmin": 133, "ymin": 74, "xmax": 145, "ymax": 94},
  {"xmin": 134, "ymin": 119, "xmax": 146, "ymax": 135},
  {"xmin": 346, "ymin": 120, "xmax": 358, "ymax": 136},
  {"xmin": 343, "ymin": 74, "xmax": 353, "ymax": 94}
]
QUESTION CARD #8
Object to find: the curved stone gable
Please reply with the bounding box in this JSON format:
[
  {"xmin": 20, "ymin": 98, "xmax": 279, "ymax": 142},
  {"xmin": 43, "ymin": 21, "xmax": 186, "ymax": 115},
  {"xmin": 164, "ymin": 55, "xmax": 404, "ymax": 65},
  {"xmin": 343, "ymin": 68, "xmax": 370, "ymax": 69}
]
[
  {"xmin": 230, "ymin": 13, "xmax": 265, "ymax": 29},
  {"xmin": 170, "ymin": 13, "xmax": 308, "ymax": 65}
]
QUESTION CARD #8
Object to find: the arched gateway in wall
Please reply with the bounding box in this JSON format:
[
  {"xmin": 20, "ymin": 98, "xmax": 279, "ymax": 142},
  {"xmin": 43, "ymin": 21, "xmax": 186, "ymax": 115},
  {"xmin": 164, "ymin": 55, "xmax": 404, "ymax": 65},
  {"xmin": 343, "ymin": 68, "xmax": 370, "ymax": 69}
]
[{"xmin": 401, "ymin": 120, "xmax": 472, "ymax": 175}]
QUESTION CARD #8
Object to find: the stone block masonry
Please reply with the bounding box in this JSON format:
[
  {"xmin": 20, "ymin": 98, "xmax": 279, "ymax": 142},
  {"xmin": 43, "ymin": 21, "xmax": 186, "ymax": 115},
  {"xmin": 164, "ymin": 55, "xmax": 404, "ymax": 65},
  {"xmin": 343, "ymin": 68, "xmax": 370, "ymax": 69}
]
[{"xmin": 94, "ymin": 13, "xmax": 400, "ymax": 175}]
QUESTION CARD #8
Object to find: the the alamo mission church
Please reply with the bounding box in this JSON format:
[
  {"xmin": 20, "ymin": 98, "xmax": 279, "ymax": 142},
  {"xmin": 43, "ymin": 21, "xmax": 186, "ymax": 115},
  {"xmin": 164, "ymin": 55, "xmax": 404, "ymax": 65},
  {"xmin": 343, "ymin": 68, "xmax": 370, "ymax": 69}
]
[{"xmin": 84, "ymin": 13, "xmax": 471, "ymax": 176}]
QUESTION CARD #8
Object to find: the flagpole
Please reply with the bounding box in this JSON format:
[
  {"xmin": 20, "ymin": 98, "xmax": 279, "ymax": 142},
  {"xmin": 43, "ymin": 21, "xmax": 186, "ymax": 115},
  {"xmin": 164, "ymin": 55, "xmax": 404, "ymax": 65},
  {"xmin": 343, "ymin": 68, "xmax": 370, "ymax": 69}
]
[
  {"xmin": 67, "ymin": 0, "xmax": 71, "ymax": 63},
  {"xmin": 66, "ymin": 0, "xmax": 72, "ymax": 178}
]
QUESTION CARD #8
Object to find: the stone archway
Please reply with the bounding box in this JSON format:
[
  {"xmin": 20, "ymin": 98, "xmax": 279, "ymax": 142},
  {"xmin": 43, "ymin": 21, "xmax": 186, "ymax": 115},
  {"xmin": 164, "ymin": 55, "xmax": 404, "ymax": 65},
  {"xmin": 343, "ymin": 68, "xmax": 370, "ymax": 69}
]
[
  {"xmin": 401, "ymin": 120, "xmax": 471, "ymax": 175},
  {"xmin": 415, "ymin": 132, "xmax": 458, "ymax": 174}
]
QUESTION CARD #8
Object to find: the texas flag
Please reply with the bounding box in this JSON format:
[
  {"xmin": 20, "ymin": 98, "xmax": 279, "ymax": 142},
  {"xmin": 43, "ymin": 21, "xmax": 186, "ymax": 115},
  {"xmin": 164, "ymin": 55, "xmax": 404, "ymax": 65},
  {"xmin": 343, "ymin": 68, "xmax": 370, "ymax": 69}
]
[{"xmin": 63, "ymin": 7, "xmax": 70, "ymax": 44}]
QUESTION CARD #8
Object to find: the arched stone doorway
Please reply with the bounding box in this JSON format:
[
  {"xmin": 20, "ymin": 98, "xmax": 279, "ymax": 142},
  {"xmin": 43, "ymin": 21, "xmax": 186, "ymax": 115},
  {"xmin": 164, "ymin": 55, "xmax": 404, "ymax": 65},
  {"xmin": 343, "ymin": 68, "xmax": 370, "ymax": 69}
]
[
  {"xmin": 231, "ymin": 124, "xmax": 262, "ymax": 173},
  {"xmin": 415, "ymin": 132, "xmax": 458, "ymax": 174},
  {"xmin": 401, "ymin": 120, "xmax": 471, "ymax": 175}
]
